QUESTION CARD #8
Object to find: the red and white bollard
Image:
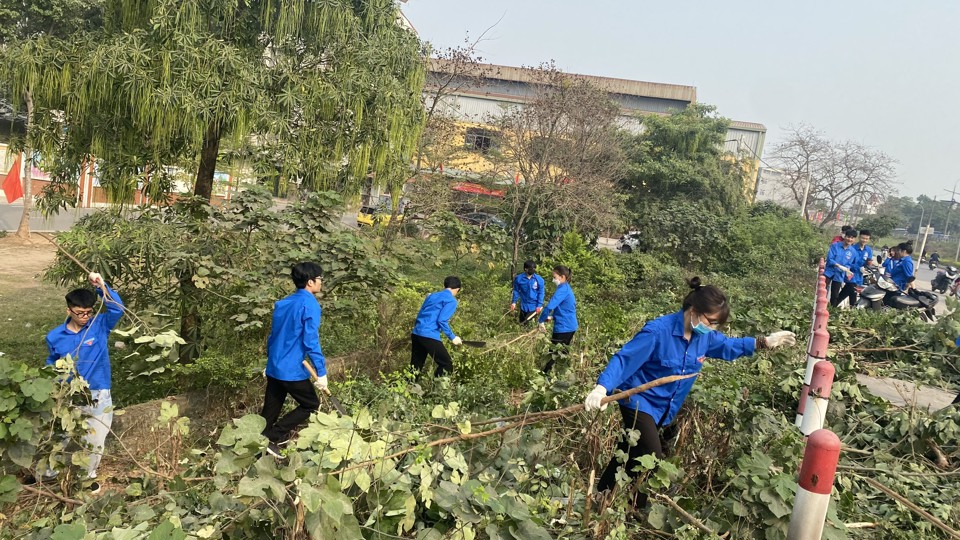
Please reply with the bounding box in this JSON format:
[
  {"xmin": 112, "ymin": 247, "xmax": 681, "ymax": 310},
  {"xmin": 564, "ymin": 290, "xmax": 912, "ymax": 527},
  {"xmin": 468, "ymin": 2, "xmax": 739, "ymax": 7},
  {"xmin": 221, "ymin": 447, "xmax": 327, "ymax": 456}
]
[
  {"xmin": 799, "ymin": 361, "xmax": 835, "ymax": 436},
  {"xmin": 787, "ymin": 429, "xmax": 841, "ymax": 539},
  {"xmin": 796, "ymin": 326, "xmax": 830, "ymax": 427}
]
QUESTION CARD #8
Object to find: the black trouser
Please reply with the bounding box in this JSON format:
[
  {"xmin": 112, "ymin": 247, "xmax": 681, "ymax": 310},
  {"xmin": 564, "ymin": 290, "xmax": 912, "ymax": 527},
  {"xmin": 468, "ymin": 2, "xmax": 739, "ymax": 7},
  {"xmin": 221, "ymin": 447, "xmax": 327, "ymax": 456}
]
[
  {"xmin": 410, "ymin": 334, "xmax": 453, "ymax": 377},
  {"xmin": 542, "ymin": 331, "xmax": 576, "ymax": 373},
  {"xmin": 518, "ymin": 309, "xmax": 536, "ymax": 325},
  {"xmin": 830, "ymin": 280, "xmax": 857, "ymax": 308},
  {"xmin": 597, "ymin": 406, "xmax": 665, "ymax": 509},
  {"xmin": 260, "ymin": 376, "xmax": 320, "ymax": 443}
]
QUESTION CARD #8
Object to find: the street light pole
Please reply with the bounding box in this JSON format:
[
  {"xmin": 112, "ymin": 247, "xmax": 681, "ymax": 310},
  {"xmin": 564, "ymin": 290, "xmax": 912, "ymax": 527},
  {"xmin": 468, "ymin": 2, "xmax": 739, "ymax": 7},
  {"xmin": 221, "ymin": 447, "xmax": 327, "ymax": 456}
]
[{"xmin": 915, "ymin": 206, "xmax": 925, "ymax": 247}]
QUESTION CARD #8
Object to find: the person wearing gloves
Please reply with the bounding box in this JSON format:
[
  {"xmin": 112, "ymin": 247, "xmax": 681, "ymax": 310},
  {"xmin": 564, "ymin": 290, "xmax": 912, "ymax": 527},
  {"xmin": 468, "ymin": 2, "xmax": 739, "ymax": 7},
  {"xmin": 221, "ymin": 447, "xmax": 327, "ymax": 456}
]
[
  {"xmin": 411, "ymin": 276, "xmax": 463, "ymax": 377},
  {"xmin": 584, "ymin": 277, "xmax": 796, "ymax": 509},
  {"xmin": 45, "ymin": 272, "xmax": 125, "ymax": 492},
  {"xmin": 510, "ymin": 260, "xmax": 545, "ymax": 325},
  {"xmin": 539, "ymin": 265, "xmax": 578, "ymax": 373},
  {"xmin": 260, "ymin": 262, "xmax": 328, "ymax": 458},
  {"xmin": 825, "ymin": 228, "xmax": 859, "ymax": 308}
]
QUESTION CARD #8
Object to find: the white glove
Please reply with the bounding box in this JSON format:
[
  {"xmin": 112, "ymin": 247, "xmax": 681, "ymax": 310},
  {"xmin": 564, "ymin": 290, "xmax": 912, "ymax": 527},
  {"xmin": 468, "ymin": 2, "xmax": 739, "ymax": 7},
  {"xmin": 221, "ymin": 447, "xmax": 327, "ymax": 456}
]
[
  {"xmin": 510, "ymin": 303, "xmax": 516, "ymax": 311},
  {"xmin": 538, "ymin": 323, "xmax": 546, "ymax": 332},
  {"xmin": 765, "ymin": 331, "xmax": 797, "ymax": 349},
  {"xmin": 88, "ymin": 272, "xmax": 104, "ymax": 287},
  {"xmin": 452, "ymin": 336, "xmax": 463, "ymax": 346},
  {"xmin": 584, "ymin": 384, "xmax": 608, "ymax": 412},
  {"xmin": 313, "ymin": 375, "xmax": 328, "ymax": 392}
]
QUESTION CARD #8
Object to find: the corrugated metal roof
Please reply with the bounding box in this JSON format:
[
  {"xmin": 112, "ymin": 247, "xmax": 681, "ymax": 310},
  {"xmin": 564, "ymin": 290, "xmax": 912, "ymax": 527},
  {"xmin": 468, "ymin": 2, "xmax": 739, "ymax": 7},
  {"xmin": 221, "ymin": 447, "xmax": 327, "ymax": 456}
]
[
  {"xmin": 428, "ymin": 59, "xmax": 697, "ymax": 103},
  {"xmin": 729, "ymin": 120, "xmax": 766, "ymax": 132}
]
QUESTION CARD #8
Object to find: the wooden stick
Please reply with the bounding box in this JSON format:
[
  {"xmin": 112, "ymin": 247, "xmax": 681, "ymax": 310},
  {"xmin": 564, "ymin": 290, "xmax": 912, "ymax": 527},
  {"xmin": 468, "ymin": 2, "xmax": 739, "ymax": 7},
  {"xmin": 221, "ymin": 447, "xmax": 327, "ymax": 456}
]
[
  {"xmin": 859, "ymin": 476, "xmax": 960, "ymax": 539},
  {"xmin": 652, "ymin": 493, "xmax": 720, "ymax": 536},
  {"xmin": 39, "ymin": 233, "xmax": 93, "ymax": 275},
  {"xmin": 20, "ymin": 484, "xmax": 84, "ymax": 506}
]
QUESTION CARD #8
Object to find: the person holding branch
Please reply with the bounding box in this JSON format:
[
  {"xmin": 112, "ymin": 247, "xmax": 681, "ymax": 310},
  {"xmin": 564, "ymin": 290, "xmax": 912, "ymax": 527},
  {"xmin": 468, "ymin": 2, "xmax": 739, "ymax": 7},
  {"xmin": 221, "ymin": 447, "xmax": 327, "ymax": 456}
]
[
  {"xmin": 260, "ymin": 262, "xmax": 328, "ymax": 458},
  {"xmin": 584, "ymin": 277, "xmax": 797, "ymax": 509}
]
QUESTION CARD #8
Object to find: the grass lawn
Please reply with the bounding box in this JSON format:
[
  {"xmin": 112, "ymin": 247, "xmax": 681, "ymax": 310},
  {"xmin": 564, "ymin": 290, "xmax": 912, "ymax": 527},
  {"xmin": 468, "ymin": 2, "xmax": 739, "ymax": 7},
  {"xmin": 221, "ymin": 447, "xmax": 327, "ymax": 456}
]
[{"xmin": 0, "ymin": 237, "xmax": 67, "ymax": 364}]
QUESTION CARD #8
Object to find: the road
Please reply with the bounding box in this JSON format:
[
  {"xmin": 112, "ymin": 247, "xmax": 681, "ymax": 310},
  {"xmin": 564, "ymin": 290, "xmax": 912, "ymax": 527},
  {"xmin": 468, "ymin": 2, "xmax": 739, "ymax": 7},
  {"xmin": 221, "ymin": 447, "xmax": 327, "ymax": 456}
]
[{"xmin": 912, "ymin": 260, "xmax": 952, "ymax": 316}]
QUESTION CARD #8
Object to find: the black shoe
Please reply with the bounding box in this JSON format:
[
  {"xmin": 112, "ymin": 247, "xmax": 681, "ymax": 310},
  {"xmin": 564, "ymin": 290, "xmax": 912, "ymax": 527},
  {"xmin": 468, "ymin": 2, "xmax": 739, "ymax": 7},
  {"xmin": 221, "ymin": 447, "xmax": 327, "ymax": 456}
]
[{"xmin": 265, "ymin": 442, "xmax": 284, "ymax": 459}]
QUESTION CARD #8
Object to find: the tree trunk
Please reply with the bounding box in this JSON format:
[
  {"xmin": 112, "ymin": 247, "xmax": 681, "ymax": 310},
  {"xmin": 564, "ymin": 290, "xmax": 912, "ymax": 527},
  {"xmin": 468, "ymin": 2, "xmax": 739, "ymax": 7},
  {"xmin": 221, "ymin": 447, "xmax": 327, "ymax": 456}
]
[
  {"xmin": 14, "ymin": 91, "xmax": 34, "ymax": 240},
  {"xmin": 193, "ymin": 120, "xmax": 221, "ymax": 201}
]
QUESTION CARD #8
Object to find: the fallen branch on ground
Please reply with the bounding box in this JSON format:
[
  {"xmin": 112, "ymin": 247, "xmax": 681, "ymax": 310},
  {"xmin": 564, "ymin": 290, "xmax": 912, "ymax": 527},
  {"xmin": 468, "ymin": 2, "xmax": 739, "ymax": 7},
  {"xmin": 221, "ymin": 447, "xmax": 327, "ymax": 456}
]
[
  {"xmin": 329, "ymin": 373, "xmax": 698, "ymax": 476},
  {"xmin": 859, "ymin": 475, "xmax": 960, "ymax": 539}
]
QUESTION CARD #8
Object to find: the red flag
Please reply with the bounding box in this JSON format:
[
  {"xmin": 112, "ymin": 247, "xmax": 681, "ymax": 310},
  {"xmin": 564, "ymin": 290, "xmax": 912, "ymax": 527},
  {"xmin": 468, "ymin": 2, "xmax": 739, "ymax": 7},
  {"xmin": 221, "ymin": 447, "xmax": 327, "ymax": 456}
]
[{"xmin": 2, "ymin": 155, "xmax": 23, "ymax": 203}]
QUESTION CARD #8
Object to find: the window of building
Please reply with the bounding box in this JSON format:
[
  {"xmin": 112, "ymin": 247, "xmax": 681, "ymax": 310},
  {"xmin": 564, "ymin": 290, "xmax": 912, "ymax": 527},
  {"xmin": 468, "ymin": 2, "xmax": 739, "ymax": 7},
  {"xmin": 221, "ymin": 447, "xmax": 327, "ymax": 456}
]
[{"xmin": 464, "ymin": 128, "xmax": 497, "ymax": 154}]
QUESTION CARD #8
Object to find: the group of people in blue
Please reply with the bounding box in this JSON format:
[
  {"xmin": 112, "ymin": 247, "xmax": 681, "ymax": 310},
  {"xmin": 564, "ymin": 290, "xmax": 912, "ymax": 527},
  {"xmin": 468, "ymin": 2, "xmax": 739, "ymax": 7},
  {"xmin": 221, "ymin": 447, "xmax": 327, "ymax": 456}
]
[
  {"xmin": 825, "ymin": 225, "xmax": 916, "ymax": 308},
  {"xmin": 410, "ymin": 261, "xmax": 579, "ymax": 377},
  {"xmin": 42, "ymin": 258, "xmax": 803, "ymax": 510}
]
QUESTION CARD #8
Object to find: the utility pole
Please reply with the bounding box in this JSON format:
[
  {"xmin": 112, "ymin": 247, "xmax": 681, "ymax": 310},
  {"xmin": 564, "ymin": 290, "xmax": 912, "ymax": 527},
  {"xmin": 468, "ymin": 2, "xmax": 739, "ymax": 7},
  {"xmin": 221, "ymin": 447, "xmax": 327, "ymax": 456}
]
[
  {"xmin": 799, "ymin": 161, "xmax": 812, "ymax": 221},
  {"xmin": 943, "ymin": 180, "xmax": 960, "ymax": 237},
  {"xmin": 918, "ymin": 196, "xmax": 936, "ymax": 265}
]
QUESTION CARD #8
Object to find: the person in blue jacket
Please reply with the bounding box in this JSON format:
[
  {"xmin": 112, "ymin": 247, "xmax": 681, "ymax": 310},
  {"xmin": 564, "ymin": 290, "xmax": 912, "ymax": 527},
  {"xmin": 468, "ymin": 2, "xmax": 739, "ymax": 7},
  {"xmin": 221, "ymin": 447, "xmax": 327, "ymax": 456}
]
[
  {"xmin": 849, "ymin": 229, "xmax": 874, "ymax": 289},
  {"xmin": 411, "ymin": 276, "xmax": 463, "ymax": 377},
  {"xmin": 45, "ymin": 272, "xmax": 124, "ymax": 490},
  {"xmin": 510, "ymin": 260, "xmax": 545, "ymax": 325},
  {"xmin": 261, "ymin": 262, "xmax": 328, "ymax": 457},
  {"xmin": 882, "ymin": 245, "xmax": 899, "ymax": 275},
  {"xmin": 889, "ymin": 241, "xmax": 916, "ymax": 291},
  {"xmin": 825, "ymin": 228, "xmax": 859, "ymax": 307},
  {"xmin": 584, "ymin": 277, "xmax": 796, "ymax": 509},
  {"xmin": 539, "ymin": 265, "xmax": 578, "ymax": 373}
]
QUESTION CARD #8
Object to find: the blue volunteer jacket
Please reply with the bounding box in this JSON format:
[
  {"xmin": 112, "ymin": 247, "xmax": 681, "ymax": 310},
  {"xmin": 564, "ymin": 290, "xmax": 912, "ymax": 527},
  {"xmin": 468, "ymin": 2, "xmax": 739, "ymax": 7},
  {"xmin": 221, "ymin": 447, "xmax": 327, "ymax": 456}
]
[
  {"xmin": 596, "ymin": 310, "xmax": 755, "ymax": 426},
  {"xmin": 539, "ymin": 282, "xmax": 578, "ymax": 333},
  {"xmin": 266, "ymin": 288, "xmax": 326, "ymax": 381},
  {"xmin": 882, "ymin": 256, "xmax": 899, "ymax": 275},
  {"xmin": 849, "ymin": 244, "xmax": 874, "ymax": 285},
  {"xmin": 889, "ymin": 256, "xmax": 915, "ymax": 290},
  {"xmin": 412, "ymin": 289, "xmax": 458, "ymax": 341},
  {"xmin": 45, "ymin": 284, "xmax": 125, "ymax": 391},
  {"xmin": 825, "ymin": 241, "xmax": 858, "ymax": 283},
  {"xmin": 512, "ymin": 273, "xmax": 545, "ymax": 312}
]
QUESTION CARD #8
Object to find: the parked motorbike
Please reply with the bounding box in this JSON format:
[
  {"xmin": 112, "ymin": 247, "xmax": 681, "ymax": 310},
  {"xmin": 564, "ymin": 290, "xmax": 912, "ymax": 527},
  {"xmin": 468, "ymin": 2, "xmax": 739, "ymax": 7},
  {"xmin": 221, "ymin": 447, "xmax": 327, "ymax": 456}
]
[
  {"xmin": 857, "ymin": 267, "xmax": 938, "ymax": 322},
  {"xmin": 931, "ymin": 266, "xmax": 959, "ymax": 293}
]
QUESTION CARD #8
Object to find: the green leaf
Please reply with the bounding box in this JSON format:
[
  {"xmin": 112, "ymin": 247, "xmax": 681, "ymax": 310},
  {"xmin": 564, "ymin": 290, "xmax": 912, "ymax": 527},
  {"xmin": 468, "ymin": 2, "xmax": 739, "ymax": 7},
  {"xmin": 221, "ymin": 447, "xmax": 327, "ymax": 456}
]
[
  {"xmin": 0, "ymin": 475, "xmax": 22, "ymax": 504},
  {"xmin": 20, "ymin": 378, "xmax": 54, "ymax": 402},
  {"xmin": 146, "ymin": 520, "xmax": 187, "ymax": 540},
  {"xmin": 51, "ymin": 523, "xmax": 87, "ymax": 540}
]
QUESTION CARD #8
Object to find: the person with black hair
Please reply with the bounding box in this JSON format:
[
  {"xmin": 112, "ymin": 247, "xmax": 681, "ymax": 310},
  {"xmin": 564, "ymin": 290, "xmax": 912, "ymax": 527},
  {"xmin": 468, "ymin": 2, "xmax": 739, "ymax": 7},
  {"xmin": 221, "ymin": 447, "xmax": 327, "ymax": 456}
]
[
  {"xmin": 826, "ymin": 228, "xmax": 859, "ymax": 308},
  {"xmin": 831, "ymin": 225, "xmax": 853, "ymax": 244},
  {"xmin": 847, "ymin": 229, "xmax": 873, "ymax": 301},
  {"xmin": 889, "ymin": 241, "xmax": 915, "ymax": 291},
  {"xmin": 260, "ymin": 262, "xmax": 327, "ymax": 457},
  {"xmin": 538, "ymin": 265, "xmax": 578, "ymax": 372},
  {"xmin": 411, "ymin": 276, "xmax": 463, "ymax": 377},
  {"xmin": 45, "ymin": 272, "xmax": 125, "ymax": 492},
  {"xmin": 584, "ymin": 277, "xmax": 796, "ymax": 509},
  {"xmin": 510, "ymin": 260, "xmax": 545, "ymax": 325}
]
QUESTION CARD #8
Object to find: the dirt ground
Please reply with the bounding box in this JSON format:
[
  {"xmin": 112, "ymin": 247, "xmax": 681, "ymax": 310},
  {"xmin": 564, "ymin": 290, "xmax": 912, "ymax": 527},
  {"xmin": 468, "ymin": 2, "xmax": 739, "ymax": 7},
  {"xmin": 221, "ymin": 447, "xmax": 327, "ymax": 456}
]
[{"xmin": 0, "ymin": 233, "xmax": 57, "ymax": 282}]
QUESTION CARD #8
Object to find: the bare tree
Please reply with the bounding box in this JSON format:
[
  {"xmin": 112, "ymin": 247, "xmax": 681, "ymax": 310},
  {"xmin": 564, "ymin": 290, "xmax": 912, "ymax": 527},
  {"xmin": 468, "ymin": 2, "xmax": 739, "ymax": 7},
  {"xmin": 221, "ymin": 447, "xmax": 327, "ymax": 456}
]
[
  {"xmin": 771, "ymin": 125, "xmax": 896, "ymax": 227},
  {"xmin": 487, "ymin": 65, "xmax": 625, "ymax": 271}
]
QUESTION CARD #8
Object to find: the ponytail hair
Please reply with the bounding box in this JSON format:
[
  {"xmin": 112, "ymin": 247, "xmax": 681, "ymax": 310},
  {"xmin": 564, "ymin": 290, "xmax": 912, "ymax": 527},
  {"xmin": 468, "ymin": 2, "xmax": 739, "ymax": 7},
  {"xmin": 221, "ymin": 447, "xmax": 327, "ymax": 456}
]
[
  {"xmin": 681, "ymin": 277, "xmax": 730, "ymax": 325},
  {"xmin": 553, "ymin": 265, "xmax": 572, "ymax": 282}
]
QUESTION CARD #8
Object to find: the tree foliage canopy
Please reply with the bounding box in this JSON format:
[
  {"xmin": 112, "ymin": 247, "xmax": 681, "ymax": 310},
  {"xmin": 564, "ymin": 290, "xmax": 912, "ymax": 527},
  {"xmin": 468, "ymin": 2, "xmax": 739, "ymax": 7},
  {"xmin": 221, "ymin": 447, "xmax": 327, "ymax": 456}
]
[
  {"xmin": 619, "ymin": 103, "xmax": 747, "ymax": 215},
  {"xmin": 3, "ymin": 0, "xmax": 427, "ymax": 205}
]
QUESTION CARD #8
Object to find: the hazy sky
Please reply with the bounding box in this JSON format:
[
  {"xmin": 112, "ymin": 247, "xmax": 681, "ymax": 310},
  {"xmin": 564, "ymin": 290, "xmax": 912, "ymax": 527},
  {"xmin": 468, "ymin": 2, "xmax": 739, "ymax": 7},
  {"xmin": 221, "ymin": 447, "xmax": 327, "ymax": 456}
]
[{"xmin": 402, "ymin": 1, "xmax": 960, "ymax": 200}]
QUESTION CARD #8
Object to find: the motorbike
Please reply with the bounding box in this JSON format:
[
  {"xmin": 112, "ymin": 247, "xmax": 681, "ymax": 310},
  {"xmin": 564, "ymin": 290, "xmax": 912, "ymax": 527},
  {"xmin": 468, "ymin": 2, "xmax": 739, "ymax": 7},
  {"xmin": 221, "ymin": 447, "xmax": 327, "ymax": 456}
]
[
  {"xmin": 857, "ymin": 267, "xmax": 938, "ymax": 322},
  {"xmin": 931, "ymin": 266, "xmax": 959, "ymax": 293},
  {"xmin": 929, "ymin": 260, "xmax": 939, "ymax": 270}
]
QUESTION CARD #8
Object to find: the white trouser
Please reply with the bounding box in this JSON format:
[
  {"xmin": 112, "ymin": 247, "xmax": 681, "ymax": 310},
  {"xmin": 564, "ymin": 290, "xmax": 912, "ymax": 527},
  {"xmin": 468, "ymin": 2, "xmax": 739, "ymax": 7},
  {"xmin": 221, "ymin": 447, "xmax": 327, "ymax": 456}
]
[{"xmin": 81, "ymin": 389, "xmax": 114, "ymax": 479}]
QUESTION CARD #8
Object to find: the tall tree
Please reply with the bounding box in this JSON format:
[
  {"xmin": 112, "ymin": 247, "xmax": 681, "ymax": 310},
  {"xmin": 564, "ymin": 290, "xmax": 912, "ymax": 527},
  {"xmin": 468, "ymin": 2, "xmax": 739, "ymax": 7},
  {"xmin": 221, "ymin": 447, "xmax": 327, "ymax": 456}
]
[
  {"xmin": 618, "ymin": 103, "xmax": 748, "ymax": 216},
  {"xmin": 0, "ymin": 0, "xmax": 103, "ymax": 239},
  {"xmin": 27, "ymin": 0, "xmax": 426, "ymax": 206},
  {"xmin": 770, "ymin": 125, "xmax": 897, "ymax": 227},
  {"xmin": 487, "ymin": 65, "xmax": 625, "ymax": 272}
]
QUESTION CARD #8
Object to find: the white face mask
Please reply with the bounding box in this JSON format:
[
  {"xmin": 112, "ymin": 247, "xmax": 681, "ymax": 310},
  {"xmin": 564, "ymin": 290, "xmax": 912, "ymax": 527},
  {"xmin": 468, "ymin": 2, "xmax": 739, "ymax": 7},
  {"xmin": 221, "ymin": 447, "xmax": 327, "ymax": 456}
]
[{"xmin": 553, "ymin": 278, "xmax": 562, "ymax": 285}]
